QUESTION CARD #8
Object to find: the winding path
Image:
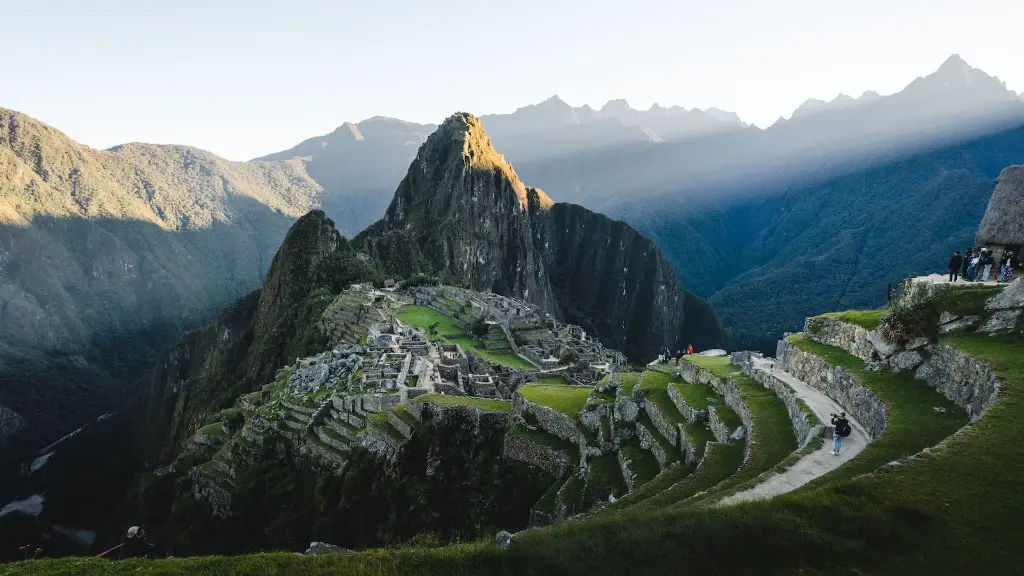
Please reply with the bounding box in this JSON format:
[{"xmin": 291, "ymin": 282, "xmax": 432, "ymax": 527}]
[{"xmin": 718, "ymin": 359, "xmax": 871, "ymax": 505}]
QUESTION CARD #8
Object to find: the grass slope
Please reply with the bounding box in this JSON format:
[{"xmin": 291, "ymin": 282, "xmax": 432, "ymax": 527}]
[
  {"xmin": 518, "ymin": 384, "xmax": 590, "ymax": 417},
  {"xmin": 395, "ymin": 305, "xmax": 534, "ymax": 370}
]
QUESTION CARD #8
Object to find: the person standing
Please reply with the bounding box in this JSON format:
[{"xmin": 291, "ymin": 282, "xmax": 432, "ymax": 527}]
[
  {"xmin": 1000, "ymin": 251, "xmax": 1015, "ymax": 283},
  {"xmin": 948, "ymin": 250, "xmax": 962, "ymax": 282},
  {"xmin": 831, "ymin": 412, "xmax": 850, "ymax": 455},
  {"xmin": 981, "ymin": 249, "xmax": 994, "ymax": 282},
  {"xmin": 961, "ymin": 248, "xmax": 972, "ymax": 280}
]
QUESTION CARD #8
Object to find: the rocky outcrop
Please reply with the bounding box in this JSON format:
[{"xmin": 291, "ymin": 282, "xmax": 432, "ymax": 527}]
[
  {"xmin": 915, "ymin": 344, "xmax": 1000, "ymax": 421},
  {"xmin": 355, "ymin": 113, "xmax": 725, "ymax": 361},
  {"xmin": 976, "ymin": 165, "xmax": 1024, "ymax": 246},
  {"xmin": 776, "ymin": 339, "xmax": 888, "ymax": 438},
  {"xmin": 987, "ymin": 278, "xmax": 1024, "ymax": 310},
  {"xmin": 804, "ymin": 317, "xmax": 876, "ymax": 361},
  {"xmin": 0, "ymin": 404, "xmax": 24, "ymax": 446}
]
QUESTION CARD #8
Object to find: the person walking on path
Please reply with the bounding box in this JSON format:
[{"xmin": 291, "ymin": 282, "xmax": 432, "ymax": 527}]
[
  {"xmin": 1000, "ymin": 251, "xmax": 1015, "ymax": 283},
  {"xmin": 831, "ymin": 412, "xmax": 850, "ymax": 455},
  {"xmin": 948, "ymin": 250, "xmax": 963, "ymax": 282}
]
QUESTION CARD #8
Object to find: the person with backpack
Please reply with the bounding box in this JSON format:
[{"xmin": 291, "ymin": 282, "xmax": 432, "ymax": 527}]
[{"xmin": 831, "ymin": 412, "xmax": 851, "ymax": 455}]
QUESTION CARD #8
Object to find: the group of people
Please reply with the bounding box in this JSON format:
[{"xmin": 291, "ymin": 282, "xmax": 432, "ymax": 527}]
[
  {"xmin": 657, "ymin": 345, "xmax": 694, "ymax": 364},
  {"xmin": 947, "ymin": 247, "xmax": 1015, "ymax": 283}
]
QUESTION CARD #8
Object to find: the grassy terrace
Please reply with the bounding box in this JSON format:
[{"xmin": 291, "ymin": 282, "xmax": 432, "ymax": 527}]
[
  {"xmin": 636, "ymin": 370, "xmax": 686, "ymax": 427},
  {"xmin": 196, "ymin": 422, "xmax": 227, "ymax": 437},
  {"xmin": 396, "ymin": 305, "xmax": 535, "ymax": 370},
  {"xmin": 682, "ymin": 356, "xmax": 797, "ymax": 503},
  {"xmin": 669, "ymin": 380, "xmax": 715, "ymax": 411},
  {"xmin": 619, "ymin": 373, "xmax": 639, "ymax": 396},
  {"xmin": 413, "ymin": 393, "xmax": 512, "ymax": 413},
  {"xmin": 637, "ymin": 413, "xmax": 678, "ymax": 461},
  {"xmin": 518, "ymin": 383, "xmax": 590, "ymax": 416},
  {"xmin": 619, "ymin": 438, "xmax": 660, "ymax": 488},
  {"xmin": 786, "ymin": 334, "xmax": 965, "ymax": 487},
  {"xmin": 537, "ymin": 375, "xmax": 567, "ymax": 386},
  {"xmin": 819, "ymin": 309, "xmax": 888, "ymax": 330},
  {"xmin": 585, "ymin": 453, "xmax": 626, "ymax": 498},
  {"xmin": 620, "ymin": 440, "xmax": 745, "ymax": 515},
  {"xmin": 683, "ymin": 420, "xmax": 716, "ymax": 460},
  {"xmin": 595, "ymin": 461, "xmax": 694, "ymax": 514}
]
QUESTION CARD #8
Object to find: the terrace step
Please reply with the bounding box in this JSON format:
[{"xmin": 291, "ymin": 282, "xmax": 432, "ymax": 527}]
[{"xmin": 716, "ymin": 358, "xmax": 871, "ymax": 505}]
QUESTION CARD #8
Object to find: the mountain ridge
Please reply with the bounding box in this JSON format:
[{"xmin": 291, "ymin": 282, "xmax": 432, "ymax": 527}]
[{"xmin": 355, "ymin": 112, "xmax": 725, "ymax": 360}]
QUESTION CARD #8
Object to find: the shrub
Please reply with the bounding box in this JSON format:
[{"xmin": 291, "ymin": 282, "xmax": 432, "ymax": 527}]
[{"xmin": 879, "ymin": 278, "xmax": 939, "ymax": 344}]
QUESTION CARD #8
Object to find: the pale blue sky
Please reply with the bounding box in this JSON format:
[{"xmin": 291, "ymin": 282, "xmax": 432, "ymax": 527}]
[{"xmin": 3, "ymin": 0, "xmax": 1021, "ymax": 160}]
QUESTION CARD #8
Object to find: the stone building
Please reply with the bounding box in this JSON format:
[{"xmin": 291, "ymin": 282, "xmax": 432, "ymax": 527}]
[{"xmin": 976, "ymin": 165, "xmax": 1024, "ymax": 272}]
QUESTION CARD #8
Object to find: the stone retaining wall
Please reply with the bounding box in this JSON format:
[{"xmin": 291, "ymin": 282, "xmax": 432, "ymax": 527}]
[
  {"xmin": 617, "ymin": 450, "xmax": 636, "ymax": 492},
  {"xmin": 776, "ymin": 339, "xmax": 887, "ymax": 438},
  {"xmin": 747, "ymin": 367, "xmax": 823, "ymax": 447},
  {"xmin": 678, "ymin": 426, "xmax": 699, "ymax": 465},
  {"xmin": 666, "ymin": 383, "xmax": 707, "ymax": 423},
  {"xmin": 388, "ymin": 411, "xmax": 413, "ymax": 439},
  {"xmin": 636, "ymin": 420, "xmax": 670, "ymax": 468},
  {"xmin": 642, "ymin": 397, "xmax": 680, "ymax": 447},
  {"xmin": 502, "ymin": 434, "xmax": 569, "ymax": 476},
  {"xmin": 804, "ymin": 317, "xmax": 876, "ymax": 361},
  {"xmin": 514, "ymin": 394, "xmax": 584, "ymax": 444},
  {"xmin": 915, "ymin": 344, "xmax": 1000, "ymax": 422}
]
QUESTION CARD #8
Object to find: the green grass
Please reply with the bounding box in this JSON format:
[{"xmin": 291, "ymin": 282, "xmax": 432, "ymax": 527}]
[
  {"xmin": 618, "ymin": 373, "xmax": 640, "ymax": 396},
  {"xmin": 636, "ymin": 370, "xmax": 686, "ymax": 427},
  {"xmin": 625, "ymin": 440, "xmax": 745, "ymax": 514},
  {"xmin": 561, "ymin": 475, "xmax": 585, "ymax": 510},
  {"xmin": 396, "ymin": 305, "xmax": 463, "ymax": 337},
  {"xmin": 594, "ymin": 461, "xmax": 694, "ymax": 514},
  {"xmin": 786, "ymin": 334, "xmax": 966, "ymax": 487},
  {"xmin": 619, "ymin": 439, "xmax": 660, "ymax": 488},
  {"xmin": 2, "ymin": 545, "xmax": 502, "ymax": 575},
  {"xmin": 391, "ymin": 404, "xmax": 415, "ymax": 426},
  {"xmin": 685, "ymin": 354, "xmax": 739, "ymax": 379},
  {"xmin": 711, "ymin": 403, "xmax": 742, "ymax": 432},
  {"xmin": 683, "ymin": 420, "xmax": 715, "ymax": 460},
  {"xmin": 669, "ymin": 381, "xmax": 715, "ymax": 411},
  {"xmin": 637, "ymin": 413, "xmax": 678, "ymax": 461},
  {"xmin": 538, "ymin": 376, "xmax": 567, "ymax": 386},
  {"xmin": 686, "ymin": 371, "xmax": 797, "ymax": 503},
  {"xmin": 819, "ymin": 309, "xmax": 889, "ymax": 330},
  {"xmin": 413, "ymin": 394, "xmax": 512, "ymax": 413},
  {"xmin": 534, "ymin": 474, "xmax": 566, "ymax": 514},
  {"xmin": 518, "ymin": 384, "xmax": 591, "ymax": 417},
  {"xmin": 396, "ymin": 306, "xmax": 535, "ymax": 370},
  {"xmin": 938, "ymin": 284, "xmax": 1004, "ymax": 318},
  {"xmin": 585, "ymin": 453, "xmax": 626, "ymax": 498}
]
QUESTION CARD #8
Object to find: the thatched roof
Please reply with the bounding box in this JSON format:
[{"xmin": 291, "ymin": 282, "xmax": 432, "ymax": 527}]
[{"xmin": 977, "ymin": 165, "xmax": 1024, "ymax": 246}]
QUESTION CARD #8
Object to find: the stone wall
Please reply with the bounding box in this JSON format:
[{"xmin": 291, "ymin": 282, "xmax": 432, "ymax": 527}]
[
  {"xmin": 666, "ymin": 383, "xmax": 706, "ymax": 423},
  {"xmin": 515, "ymin": 394, "xmax": 584, "ymax": 444},
  {"xmin": 746, "ymin": 366, "xmax": 823, "ymax": 447},
  {"xmin": 804, "ymin": 317, "xmax": 876, "ymax": 361},
  {"xmin": 636, "ymin": 420, "xmax": 670, "ymax": 467},
  {"xmin": 776, "ymin": 339, "xmax": 888, "ymax": 438},
  {"xmin": 915, "ymin": 344, "xmax": 1000, "ymax": 422},
  {"xmin": 388, "ymin": 411, "xmax": 413, "ymax": 439},
  {"xmin": 502, "ymin": 434, "xmax": 569, "ymax": 476},
  {"xmin": 642, "ymin": 397, "xmax": 680, "ymax": 447}
]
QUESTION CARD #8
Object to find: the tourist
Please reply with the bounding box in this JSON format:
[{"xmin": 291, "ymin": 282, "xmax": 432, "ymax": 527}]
[
  {"xmin": 122, "ymin": 525, "xmax": 155, "ymax": 558},
  {"xmin": 1000, "ymin": 251, "xmax": 1015, "ymax": 283},
  {"xmin": 981, "ymin": 249, "xmax": 995, "ymax": 282},
  {"xmin": 961, "ymin": 248, "xmax": 972, "ymax": 280},
  {"xmin": 948, "ymin": 250, "xmax": 962, "ymax": 282},
  {"xmin": 687, "ymin": 344, "xmax": 694, "ymax": 355},
  {"xmin": 831, "ymin": 412, "xmax": 850, "ymax": 455},
  {"xmin": 968, "ymin": 250, "xmax": 980, "ymax": 281}
]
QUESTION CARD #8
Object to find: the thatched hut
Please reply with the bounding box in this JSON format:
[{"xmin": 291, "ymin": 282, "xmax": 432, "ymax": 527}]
[{"xmin": 976, "ymin": 166, "xmax": 1024, "ymax": 274}]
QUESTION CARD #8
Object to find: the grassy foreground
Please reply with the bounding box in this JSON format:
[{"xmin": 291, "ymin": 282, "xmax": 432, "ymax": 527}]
[{"xmin": 10, "ymin": 327, "xmax": 1023, "ymax": 574}]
